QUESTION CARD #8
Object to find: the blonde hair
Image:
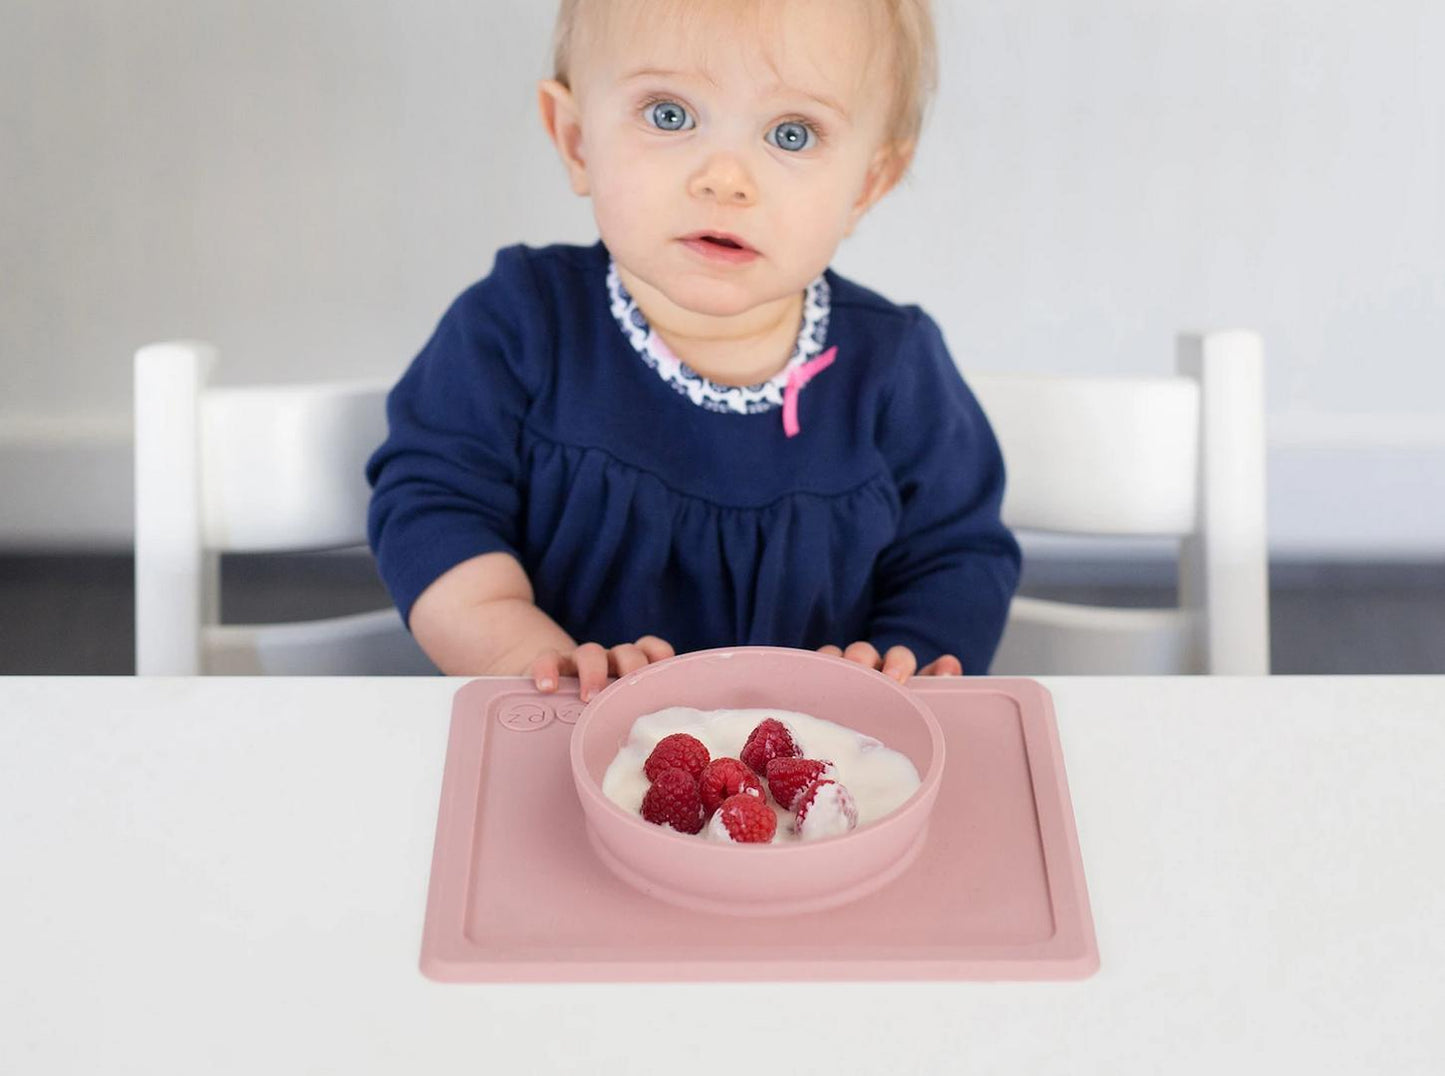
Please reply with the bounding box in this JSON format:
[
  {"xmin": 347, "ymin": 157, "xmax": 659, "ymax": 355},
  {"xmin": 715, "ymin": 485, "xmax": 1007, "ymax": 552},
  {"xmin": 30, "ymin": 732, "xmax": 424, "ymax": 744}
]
[{"xmin": 549, "ymin": 0, "xmax": 937, "ymax": 175}]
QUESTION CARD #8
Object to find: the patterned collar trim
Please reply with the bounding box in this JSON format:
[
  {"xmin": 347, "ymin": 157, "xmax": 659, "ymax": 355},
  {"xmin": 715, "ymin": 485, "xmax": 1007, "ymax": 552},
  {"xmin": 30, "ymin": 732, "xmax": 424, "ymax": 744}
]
[{"xmin": 605, "ymin": 257, "xmax": 831, "ymax": 415}]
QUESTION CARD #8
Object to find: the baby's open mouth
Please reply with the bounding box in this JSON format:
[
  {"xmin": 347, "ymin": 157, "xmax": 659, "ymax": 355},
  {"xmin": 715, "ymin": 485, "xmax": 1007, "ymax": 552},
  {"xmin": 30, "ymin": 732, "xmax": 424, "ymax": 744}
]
[{"xmin": 685, "ymin": 232, "xmax": 753, "ymax": 252}]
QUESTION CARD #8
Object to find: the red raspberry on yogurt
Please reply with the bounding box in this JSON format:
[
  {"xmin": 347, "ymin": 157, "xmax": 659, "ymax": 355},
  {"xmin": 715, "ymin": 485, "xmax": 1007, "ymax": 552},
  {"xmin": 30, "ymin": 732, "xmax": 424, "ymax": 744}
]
[
  {"xmin": 640, "ymin": 768, "xmax": 706, "ymax": 834},
  {"xmin": 698, "ymin": 757, "xmax": 764, "ymax": 815},
  {"xmin": 706, "ymin": 793, "xmax": 778, "ymax": 844},
  {"xmin": 794, "ymin": 779, "xmax": 859, "ymax": 840},
  {"xmin": 764, "ymin": 757, "xmax": 835, "ymax": 811},
  {"xmin": 739, "ymin": 717, "xmax": 801, "ymax": 775},
  {"xmin": 643, "ymin": 733, "xmax": 710, "ymax": 783}
]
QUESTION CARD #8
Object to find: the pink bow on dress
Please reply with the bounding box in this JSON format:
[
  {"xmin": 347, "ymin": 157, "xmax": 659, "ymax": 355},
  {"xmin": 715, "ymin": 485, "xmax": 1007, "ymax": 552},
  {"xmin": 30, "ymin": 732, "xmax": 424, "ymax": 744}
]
[{"xmin": 782, "ymin": 346, "xmax": 838, "ymax": 438}]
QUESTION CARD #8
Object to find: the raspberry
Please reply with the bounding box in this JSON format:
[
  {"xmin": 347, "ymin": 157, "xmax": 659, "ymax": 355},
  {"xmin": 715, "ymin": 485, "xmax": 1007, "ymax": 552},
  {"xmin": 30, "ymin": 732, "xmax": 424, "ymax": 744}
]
[
  {"xmin": 706, "ymin": 793, "xmax": 778, "ymax": 844},
  {"xmin": 643, "ymin": 733, "xmax": 710, "ymax": 783},
  {"xmin": 794, "ymin": 779, "xmax": 859, "ymax": 841},
  {"xmin": 699, "ymin": 757, "xmax": 764, "ymax": 815},
  {"xmin": 765, "ymin": 757, "xmax": 834, "ymax": 811},
  {"xmin": 640, "ymin": 768, "xmax": 706, "ymax": 834},
  {"xmin": 739, "ymin": 717, "xmax": 801, "ymax": 775}
]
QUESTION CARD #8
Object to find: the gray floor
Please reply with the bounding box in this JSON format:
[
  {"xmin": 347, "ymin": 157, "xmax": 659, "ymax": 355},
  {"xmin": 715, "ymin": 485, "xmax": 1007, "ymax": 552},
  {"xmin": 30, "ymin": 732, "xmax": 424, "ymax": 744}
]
[{"xmin": 1, "ymin": 553, "xmax": 1442, "ymax": 675}]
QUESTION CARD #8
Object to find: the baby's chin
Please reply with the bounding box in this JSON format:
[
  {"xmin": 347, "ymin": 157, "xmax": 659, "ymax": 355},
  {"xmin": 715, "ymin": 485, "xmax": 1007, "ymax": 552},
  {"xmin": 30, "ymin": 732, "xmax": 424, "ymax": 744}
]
[{"xmin": 663, "ymin": 279, "xmax": 781, "ymax": 318}]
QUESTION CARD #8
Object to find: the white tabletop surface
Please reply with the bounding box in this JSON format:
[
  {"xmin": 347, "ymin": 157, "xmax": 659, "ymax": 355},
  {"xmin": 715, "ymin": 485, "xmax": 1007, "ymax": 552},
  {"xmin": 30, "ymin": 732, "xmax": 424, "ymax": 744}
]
[{"xmin": 2, "ymin": 675, "xmax": 1443, "ymax": 1075}]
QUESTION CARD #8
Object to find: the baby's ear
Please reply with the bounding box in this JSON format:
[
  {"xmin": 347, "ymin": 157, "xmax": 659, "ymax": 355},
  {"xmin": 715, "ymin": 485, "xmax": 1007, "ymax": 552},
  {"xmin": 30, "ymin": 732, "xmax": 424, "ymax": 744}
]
[
  {"xmin": 882, "ymin": 140, "xmax": 918, "ymax": 189},
  {"xmin": 537, "ymin": 79, "xmax": 591, "ymax": 197},
  {"xmin": 846, "ymin": 140, "xmax": 915, "ymax": 234}
]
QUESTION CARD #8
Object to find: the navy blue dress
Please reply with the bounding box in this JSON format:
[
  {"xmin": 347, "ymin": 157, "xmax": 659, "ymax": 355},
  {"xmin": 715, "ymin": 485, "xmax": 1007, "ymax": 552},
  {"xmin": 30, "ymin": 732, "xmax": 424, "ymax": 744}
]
[{"xmin": 366, "ymin": 239, "xmax": 1021, "ymax": 672}]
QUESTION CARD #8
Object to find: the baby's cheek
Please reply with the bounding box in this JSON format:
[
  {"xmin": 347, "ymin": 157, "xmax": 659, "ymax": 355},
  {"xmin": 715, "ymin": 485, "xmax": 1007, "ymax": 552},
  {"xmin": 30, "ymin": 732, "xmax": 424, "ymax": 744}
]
[
  {"xmin": 588, "ymin": 167, "xmax": 653, "ymax": 226},
  {"xmin": 589, "ymin": 199, "xmax": 654, "ymax": 265}
]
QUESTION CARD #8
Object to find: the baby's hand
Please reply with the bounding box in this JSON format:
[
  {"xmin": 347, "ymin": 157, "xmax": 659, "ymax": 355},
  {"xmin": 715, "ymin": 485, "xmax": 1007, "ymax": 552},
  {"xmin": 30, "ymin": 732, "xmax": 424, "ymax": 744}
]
[
  {"xmin": 531, "ymin": 636, "xmax": 676, "ymax": 702},
  {"xmin": 816, "ymin": 642, "xmax": 963, "ymax": 682}
]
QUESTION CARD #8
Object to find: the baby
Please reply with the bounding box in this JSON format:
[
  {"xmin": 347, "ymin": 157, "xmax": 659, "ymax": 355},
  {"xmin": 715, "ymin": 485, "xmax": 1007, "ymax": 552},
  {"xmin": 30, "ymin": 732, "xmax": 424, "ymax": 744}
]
[{"xmin": 366, "ymin": 0, "xmax": 1022, "ymax": 699}]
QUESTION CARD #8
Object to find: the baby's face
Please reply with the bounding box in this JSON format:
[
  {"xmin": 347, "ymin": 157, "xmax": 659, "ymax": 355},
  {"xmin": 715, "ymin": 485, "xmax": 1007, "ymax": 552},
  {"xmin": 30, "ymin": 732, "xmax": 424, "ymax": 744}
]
[{"xmin": 549, "ymin": 0, "xmax": 902, "ymax": 320}]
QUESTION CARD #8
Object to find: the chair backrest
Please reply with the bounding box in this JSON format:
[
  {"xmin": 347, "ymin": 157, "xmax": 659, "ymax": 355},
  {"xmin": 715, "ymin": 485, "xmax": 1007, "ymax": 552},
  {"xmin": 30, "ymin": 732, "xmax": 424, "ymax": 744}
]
[
  {"xmin": 134, "ymin": 340, "xmax": 437, "ymax": 675},
  {"xmin": 972, "ymin": 330, "xmax": 1270, "ymax": 675}
]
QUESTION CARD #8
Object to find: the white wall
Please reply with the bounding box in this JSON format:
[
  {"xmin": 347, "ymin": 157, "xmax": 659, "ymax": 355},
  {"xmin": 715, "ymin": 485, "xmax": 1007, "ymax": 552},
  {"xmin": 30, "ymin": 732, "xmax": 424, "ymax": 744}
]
[{"xmin": 2, "ymin": 0, "xmax": 1442, "ymax": 554}]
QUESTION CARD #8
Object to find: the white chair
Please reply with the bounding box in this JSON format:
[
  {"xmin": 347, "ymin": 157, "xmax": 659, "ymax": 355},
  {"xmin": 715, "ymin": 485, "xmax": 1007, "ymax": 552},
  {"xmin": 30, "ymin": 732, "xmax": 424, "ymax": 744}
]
[
  {"xmin": 134, "ymin": 332, "xmax": 1266, "ymax": 678},
  {"xmin": 973, "ymin": 330, "xmax": 1269, "ymax": 675},
  {"xmin": 134, "ymin": 340, "xmax": 437, "ymax": 675}
]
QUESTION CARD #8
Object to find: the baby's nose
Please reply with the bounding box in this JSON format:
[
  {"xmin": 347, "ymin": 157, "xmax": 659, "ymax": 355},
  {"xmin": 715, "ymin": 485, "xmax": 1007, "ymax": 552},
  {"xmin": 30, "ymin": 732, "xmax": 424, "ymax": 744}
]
[{"xmin": 689, "ymin": 156, "xmax": 756, "ymax": 204}]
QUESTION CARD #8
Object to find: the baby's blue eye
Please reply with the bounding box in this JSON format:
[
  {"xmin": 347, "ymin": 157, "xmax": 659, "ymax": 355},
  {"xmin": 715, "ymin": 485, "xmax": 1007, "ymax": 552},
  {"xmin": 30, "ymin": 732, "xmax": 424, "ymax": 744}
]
[
  {"xmin": 644, "ymin": 99, "xmax": 818, "ymax": 152},
  {"xmin": 770, "ymin": 121, "xmax": 814, "ymax": 152},
  {"xmin": 648, "ymin": 100, "xmax": 692, "ymax": 132}
]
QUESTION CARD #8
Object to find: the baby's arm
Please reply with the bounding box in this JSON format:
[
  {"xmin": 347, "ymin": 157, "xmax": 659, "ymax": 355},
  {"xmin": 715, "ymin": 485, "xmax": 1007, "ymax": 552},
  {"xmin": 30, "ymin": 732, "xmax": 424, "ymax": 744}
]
[
  {"xmin": 365, "ymin": 258, "xmax": 580, "ymax": 683},
  {"xmin": 408, "ymin": 552, "xmax": 576, "ymax": 677},
  {"xmin": 866, "ymin": 312, "xmax": 1022, "ymax": 673},
  {"xmin": 409, "ymin": 551, "xmax": 675, "ymax": 698},
  {"xmin": 366, "ymin": 253, "xmax": 678, "ymax": 696}
]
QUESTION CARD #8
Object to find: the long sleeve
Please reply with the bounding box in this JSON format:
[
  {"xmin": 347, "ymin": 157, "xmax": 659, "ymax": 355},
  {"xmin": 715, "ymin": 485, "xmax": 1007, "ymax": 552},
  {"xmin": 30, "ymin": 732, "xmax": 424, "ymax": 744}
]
[
  {"xmin": 867, "ymin": 311, "xmax": 1022, "ymax": 672},
  {"xmin": 365, "ymin": 249, "xmax": 540, "ymax": 628}
]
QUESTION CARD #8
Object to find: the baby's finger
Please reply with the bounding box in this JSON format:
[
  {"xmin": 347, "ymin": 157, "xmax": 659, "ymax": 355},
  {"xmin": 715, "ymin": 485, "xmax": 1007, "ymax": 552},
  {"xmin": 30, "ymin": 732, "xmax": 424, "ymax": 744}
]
[
  {"xmin": 880, "ymin": 645, "xmax": 917, "ymax": 683},
  {"xmin": 920, "ymin": 654, "xmax": 963, "ymax": 677},
  {"xmin": 574, "ymin": 642, "xmax": 610, "ymax": 701},
  {"xmin": 816, "ymin": 645, "xmax": 844, "ymax": 658},
  {"xmin": 531, "ymin": 650, "xmax": 565, "ymax": 692},
  {"xmin": 610, "ymin": 643, "xmax": 650, "ymax": 678},
  {"xmin": 634, "ymin": 635, "xmax": 676, "ymax": 663},
  {"xmin": 842, "ymin": 641, "xmax": 882, "ymax": 669}
]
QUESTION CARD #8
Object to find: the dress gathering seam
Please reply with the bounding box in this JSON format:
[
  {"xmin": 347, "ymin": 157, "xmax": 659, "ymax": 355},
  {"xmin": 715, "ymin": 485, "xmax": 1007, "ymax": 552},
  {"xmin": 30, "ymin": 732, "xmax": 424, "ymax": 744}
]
[{"xmin": 516, "ymin": 422, "xmax": 899, "ymax": 516}]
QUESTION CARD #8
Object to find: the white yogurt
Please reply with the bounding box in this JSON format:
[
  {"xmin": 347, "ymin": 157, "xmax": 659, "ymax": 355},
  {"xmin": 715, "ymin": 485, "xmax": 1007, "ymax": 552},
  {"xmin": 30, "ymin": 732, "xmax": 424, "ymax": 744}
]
[{"xmin": 601, "ymin": 707, "xmax": 922, "ymax": 844}]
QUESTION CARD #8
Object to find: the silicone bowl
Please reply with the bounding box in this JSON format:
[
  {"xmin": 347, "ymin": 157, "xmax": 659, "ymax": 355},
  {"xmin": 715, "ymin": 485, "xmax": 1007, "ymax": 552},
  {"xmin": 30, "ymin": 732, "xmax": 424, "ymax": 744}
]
[{"xmin": 569, "ymin": 646, "xmax": 946, "ymax": 917}]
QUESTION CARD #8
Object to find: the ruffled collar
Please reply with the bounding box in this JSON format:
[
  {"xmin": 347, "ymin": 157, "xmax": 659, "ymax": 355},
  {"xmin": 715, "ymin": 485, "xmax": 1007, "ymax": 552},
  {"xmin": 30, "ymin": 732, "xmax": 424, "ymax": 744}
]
[{"xmin": 605, "ymin": 257, "xmax": 831, "ymax": 415}]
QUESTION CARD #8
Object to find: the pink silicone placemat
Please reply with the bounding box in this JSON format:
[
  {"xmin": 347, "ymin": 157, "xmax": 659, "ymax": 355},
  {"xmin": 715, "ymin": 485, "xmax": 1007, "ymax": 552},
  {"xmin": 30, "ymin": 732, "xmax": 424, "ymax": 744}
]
[{"xmin": 420, "ymin": 677, "xmax": 1098, "ymax": 982}]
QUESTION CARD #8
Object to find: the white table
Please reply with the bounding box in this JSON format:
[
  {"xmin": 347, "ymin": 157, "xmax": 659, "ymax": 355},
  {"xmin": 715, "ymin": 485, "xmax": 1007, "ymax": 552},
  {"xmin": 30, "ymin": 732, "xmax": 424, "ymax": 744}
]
[{"xmin": 3, "ymin": 676, "xmax": 1442, "ymax": 1074}]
